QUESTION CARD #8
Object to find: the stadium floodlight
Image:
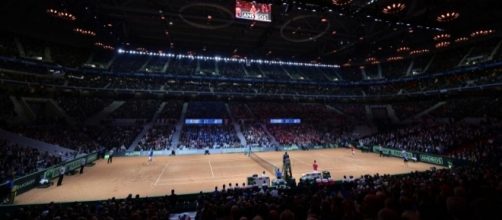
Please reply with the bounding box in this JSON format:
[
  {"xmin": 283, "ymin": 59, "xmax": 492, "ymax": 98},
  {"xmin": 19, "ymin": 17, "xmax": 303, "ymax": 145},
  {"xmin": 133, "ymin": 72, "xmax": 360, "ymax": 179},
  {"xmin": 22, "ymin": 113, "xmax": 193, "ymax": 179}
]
[
  {"xmin": 367, "ymin": 0, "xmax": 377, "ymax": 5},
  {"xmin": 116, "ymin": 49, "xmax": 339, "ymax": 68}
]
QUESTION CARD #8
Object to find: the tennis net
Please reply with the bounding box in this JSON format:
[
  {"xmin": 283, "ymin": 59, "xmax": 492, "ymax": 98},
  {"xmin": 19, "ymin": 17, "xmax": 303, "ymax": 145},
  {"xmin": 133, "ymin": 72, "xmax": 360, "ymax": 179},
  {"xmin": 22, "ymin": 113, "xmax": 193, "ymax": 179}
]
[{"xmin": 249, "ymin": 152, "xmax": 280, "ymax": 175}]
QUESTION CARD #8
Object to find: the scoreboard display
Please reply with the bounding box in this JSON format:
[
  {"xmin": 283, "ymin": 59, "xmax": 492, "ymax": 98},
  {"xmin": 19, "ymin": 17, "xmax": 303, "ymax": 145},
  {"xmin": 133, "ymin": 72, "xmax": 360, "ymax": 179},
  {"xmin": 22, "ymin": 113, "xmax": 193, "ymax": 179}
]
[
  {"xmin": 185, "ymin": 118, "xmax": 223, "ymax": 125},
  {"xmin": 270, "ymin": 118, "xmax": 301, "ymax": 124},
  {"xmin": 235, "ymin": 0, "xmax": 272, "ymax": 22}
]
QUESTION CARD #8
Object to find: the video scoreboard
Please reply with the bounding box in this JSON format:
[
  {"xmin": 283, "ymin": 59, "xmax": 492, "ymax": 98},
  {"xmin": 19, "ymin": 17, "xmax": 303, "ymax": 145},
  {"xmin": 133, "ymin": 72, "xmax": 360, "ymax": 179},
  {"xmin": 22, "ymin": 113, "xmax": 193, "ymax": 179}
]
[{"xmin": 235, "ymin": 0, "xmax": 272, "ymax": 22}]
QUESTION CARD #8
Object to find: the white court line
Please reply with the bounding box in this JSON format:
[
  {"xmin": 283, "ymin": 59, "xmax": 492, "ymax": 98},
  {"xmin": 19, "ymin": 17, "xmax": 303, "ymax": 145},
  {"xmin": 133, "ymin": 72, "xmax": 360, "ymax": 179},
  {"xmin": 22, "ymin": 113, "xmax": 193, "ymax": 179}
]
[
  {"xmin": 208, "ymin": 160, "xmax": 215, "ymax": 177},
  {"xmin": 154, "ymin": 163, "xmax": 169, "ymax": 186}
]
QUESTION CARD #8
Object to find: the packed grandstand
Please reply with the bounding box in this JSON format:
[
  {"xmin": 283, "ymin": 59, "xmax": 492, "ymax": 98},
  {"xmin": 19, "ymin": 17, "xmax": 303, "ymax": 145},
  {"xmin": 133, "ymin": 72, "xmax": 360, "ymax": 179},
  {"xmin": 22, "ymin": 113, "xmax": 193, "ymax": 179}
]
[{"xmin": 1, "ymin": 0, "xmax": 502, "ymax": 219}]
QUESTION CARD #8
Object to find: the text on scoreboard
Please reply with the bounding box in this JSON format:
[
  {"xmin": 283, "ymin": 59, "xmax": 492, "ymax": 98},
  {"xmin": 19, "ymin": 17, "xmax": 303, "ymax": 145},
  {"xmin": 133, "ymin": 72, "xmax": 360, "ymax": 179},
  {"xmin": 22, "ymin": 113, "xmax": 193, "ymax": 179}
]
[
  {"xmin": 185, "ymin": 118, "xmax": 223, "ymax": 125},
  {"xmin": 235, "ymin": 0, "xmax": 272, "ymax": 22},
  {"xmin": 269, "ymin": 118, "xmax": 301, "ymax": 124}
]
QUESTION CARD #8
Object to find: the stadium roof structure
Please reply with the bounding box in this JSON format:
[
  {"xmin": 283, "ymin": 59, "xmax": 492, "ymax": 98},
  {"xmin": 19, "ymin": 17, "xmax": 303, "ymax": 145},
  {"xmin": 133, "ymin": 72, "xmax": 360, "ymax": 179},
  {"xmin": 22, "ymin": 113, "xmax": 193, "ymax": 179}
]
[{"xmin": 1, "ymin": 0, "xmax": 501, "ymax": 65}]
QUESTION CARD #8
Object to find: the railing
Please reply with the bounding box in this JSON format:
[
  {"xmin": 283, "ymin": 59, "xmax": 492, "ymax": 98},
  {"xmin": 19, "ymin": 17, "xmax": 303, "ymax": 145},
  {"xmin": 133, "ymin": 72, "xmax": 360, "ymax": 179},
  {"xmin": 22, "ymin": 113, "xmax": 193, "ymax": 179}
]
[{"xmin": 1, "ymin": 76, "xmax": 501, "ymax": 101}]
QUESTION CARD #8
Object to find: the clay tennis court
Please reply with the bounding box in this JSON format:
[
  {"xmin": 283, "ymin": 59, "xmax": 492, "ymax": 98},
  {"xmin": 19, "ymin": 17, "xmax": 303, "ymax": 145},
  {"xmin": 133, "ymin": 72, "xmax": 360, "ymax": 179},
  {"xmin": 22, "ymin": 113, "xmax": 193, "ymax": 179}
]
[{"xmin": 15, "ymin": 148, "xmax": 439, "ymax": 204}]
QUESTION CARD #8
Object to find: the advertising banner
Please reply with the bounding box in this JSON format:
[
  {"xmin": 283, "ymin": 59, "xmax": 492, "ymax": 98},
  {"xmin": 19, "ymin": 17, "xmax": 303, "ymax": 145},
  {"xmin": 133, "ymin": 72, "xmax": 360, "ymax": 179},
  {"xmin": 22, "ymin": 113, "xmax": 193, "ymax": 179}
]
[{"xmin": 8, "ymin": 152, "xmax": 99, "ymax": 196}]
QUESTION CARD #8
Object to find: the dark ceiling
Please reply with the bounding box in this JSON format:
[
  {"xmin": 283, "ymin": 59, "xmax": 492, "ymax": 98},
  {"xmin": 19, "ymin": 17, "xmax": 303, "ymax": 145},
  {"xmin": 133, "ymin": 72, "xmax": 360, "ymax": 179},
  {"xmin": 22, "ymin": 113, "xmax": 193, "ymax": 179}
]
[{"xmin": 0, "ymin": 0, "xmax": 501, "ymax": 65}]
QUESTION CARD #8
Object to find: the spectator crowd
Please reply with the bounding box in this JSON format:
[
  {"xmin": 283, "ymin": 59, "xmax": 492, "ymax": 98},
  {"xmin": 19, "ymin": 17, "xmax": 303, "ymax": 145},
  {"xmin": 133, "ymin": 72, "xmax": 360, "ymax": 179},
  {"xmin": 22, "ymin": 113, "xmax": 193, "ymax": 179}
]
[
  {"xmin": 358, "ymin": 121, "xmax": 495, "ymax": 154},
  {"xmin": 0, "ymin": 139, "xmax": 61, "ymax": 184},
  {"xmin": 179, "ymin": 125, "xmax": 241, "ymax": 149}
]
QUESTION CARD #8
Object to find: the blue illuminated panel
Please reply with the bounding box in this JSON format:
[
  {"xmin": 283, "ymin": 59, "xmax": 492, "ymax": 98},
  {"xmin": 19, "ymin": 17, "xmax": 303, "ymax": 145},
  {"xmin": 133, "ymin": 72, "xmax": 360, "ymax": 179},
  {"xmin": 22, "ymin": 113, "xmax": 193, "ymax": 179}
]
[
  {"xmin": 185, "ymin": 118, "xmax": 223, "ymax": 125},
  {"xmin": 269, "ymin": 118, "xmax": 301, "ymax": 124}
]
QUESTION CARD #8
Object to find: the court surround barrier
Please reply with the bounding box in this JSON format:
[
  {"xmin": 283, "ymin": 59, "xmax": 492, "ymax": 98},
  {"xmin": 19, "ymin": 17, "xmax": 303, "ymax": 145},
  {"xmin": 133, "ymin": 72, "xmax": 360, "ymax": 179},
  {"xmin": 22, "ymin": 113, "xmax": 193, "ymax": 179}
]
[
  {"xmin": 372, "ymin": 146, "xmax": 415, "ymax": 159},
  {"xmin": 115, "ymin": 145, "xmax": 305, "ymax": 157},
  {"xmin": 118, "ymin": 144, "xmax": 466, "ymax": 168},
  {"xmin": 369, "ymin": 145, "xmax": 469, "ymax": 167},
  {"xmin": 1, "ymin": 152, "xmax": 99, "ymax": 197},
  {"xmin": 118, "ymin": 144, "xmax": 344, "ymax": 157}
]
